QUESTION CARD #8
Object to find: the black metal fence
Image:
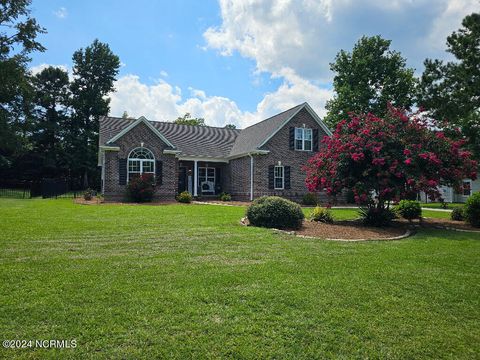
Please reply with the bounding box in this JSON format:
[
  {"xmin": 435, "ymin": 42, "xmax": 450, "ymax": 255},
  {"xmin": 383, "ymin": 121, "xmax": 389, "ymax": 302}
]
[{"xmin": 0, "ymin": 179, "xmax": 88, "ymax": 199}]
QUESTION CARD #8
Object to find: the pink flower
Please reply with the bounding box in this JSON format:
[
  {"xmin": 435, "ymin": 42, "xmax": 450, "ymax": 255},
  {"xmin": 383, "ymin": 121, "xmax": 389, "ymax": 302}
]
[
  {"xmin": 372, "ymin": 158, "xmax": 385, "ymax": 166},
  {"xmin": 427, "ymin": 179, "xmax": 438, "ymax": 187},
  {"xmin": 407, "ymin": 178, "xmax": 415, "ymax": 185},
  {"xmin": 404, "ymin": 158, "xmax": 412, "ymax": 165},
  {"xmin": 351, "ymin": 152, "xmax": 364, "ymax": 162},
  {"xmin": 403, "ymin": 149, "xmax": 411, "ymax": 156},
  {"xmin": 419, "ymin": 153, "xmax": 429, "ymax": 160}
]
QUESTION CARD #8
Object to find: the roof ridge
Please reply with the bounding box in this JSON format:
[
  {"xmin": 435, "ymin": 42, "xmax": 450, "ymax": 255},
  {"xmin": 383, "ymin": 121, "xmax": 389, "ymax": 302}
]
[
  {"xmin": 241, "ymin": 102, "xmax": 306, "ymax": 131},
  {"xmin": 103, "ymin": 116, "xmax": 241, "ymax": 132}
]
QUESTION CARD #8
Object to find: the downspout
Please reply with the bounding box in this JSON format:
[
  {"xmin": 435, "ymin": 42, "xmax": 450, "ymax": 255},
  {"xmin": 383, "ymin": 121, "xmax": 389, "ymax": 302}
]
[{"xmin": 248, "ymin": 153, "xmax": 254, "ymax": 201}]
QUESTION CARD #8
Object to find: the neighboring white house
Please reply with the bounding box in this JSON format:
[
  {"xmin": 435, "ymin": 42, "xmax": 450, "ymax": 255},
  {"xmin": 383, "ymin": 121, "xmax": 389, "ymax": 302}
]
[{"xmin": 420, "ymin": 176, "xmax": 480, "ymax": 203}]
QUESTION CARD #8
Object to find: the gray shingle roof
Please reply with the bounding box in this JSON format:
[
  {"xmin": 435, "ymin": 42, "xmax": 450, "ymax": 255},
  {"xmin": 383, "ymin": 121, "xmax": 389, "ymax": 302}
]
[
  {"xmin": 228, "ymin": 103, "xmax": 305, "ymax": 157},
  {"xmin": 99, "ymin": 102, "xmax": 310, "ymax": 158}
]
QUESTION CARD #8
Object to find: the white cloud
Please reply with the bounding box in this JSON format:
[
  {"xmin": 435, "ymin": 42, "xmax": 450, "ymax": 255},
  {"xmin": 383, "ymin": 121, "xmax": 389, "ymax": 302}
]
[
  {"xmin": 109, "ymin": 73, "xmax": 333, "ymax": 129},
  {"xmin": 53, "ymin": 7, "xmax": 68, "ymax": 19},
  {"xmin": 204, "ymin": 0, "xmax": 477, "ymax": 81},
  {"xmin": 30, "ymin": 63, "xmax": 70, "ymax": 76},
  {"xmin": 160, "ymin": 70, "xmax": 169, "ymax": 77}
]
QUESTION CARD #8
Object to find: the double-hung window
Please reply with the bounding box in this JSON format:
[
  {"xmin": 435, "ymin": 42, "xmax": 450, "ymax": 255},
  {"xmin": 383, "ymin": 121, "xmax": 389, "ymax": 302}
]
[
  {"xmin": 274, "ymin": 166, "xmax": 284, "ymax": 190},
  {"xmin": 295, "ymin": 127, "xmax": 312, "ymax": 151}
]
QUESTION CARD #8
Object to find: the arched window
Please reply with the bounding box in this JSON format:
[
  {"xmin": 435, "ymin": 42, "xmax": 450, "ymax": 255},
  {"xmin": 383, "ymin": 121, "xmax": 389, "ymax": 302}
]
[{"xmin": 128, "ymin": 147, "xmax": 155, "ymax": 181}]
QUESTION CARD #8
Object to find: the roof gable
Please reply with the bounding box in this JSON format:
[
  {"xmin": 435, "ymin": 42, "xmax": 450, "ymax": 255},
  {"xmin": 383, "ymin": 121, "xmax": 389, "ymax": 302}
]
[{"xmin": 106, "ymin": 116, "xmax": 175, "ymax": 148}]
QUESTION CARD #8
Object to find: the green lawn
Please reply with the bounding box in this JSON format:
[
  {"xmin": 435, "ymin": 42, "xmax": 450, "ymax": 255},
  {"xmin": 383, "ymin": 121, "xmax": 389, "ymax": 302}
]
[
  {"xmin": 420, "ymin": 202, "xmax": 464, "ymax": 210},
  {"xmin": 0, "ymin": 199, "xmax": 479, "ymax": 359}
]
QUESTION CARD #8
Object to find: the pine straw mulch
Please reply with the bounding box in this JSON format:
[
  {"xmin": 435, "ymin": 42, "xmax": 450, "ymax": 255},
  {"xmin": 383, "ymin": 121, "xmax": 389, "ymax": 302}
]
[
  {"xmin": 403, "ymin": 217, "xmax": 480, "ymax": 232},
  {"xmin": 295, "ymin": 220, "xmax": 408, "ymax": 240}
]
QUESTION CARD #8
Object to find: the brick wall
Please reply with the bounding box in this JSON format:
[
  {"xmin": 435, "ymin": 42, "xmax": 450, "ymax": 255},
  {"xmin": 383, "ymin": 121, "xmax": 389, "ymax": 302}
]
[
  {"xmin": 103, "ymin": 122, "xmax": 177, "ymax": 201},
  {"xmin": 252, "ymin": 108, "xmax": 331, "ymax": 203}
]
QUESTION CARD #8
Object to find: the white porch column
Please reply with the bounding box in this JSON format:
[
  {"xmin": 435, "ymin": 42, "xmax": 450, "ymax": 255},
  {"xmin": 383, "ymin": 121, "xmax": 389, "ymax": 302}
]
[{"xmin": 193, "ymin": 160, "xmax": 198, "ymax": 197}]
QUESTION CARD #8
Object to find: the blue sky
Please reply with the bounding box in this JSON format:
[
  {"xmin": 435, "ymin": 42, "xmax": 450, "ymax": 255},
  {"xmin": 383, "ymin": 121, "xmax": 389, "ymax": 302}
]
[{"xmin": 30, "ymin": 0, "xmax": 478, "ymax": 128}]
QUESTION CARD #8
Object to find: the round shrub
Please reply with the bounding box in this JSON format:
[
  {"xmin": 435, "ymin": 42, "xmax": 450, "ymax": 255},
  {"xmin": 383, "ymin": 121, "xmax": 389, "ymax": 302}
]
[
  {"xmin": 395, "ymin": 200, "xmax": 422, "ymax": 221},
  {"xmin": 464, "ymin": 192, "xmax": 480, "ymax": 227},
  {"xmin": 219, "ymin": 192, "xmax": 232, "ymax": 201},
  {"xmin": 359, "ymin": 207, "xmax": 396, "ymax": 227},
  {"xmin": 309, "ymin": 206, "xmax": 333, "ymax": 223},
  {"xmin": 246, "ymin": 196, "xmax": 304, "ymax": 230},
  {"xmin": 177, "ymin": 191, "xmax": 193, "ymax": 203},
  {"xmin": 302, "ymin": 192, "xmax": 318, "ymax": 206},
  {"xmin": 450, "ymin": 206, "xmax": 465, "ymax": 221},
  {"xmin": 126, "ymin": 174, "xmax": 155, "ymax": 202}
]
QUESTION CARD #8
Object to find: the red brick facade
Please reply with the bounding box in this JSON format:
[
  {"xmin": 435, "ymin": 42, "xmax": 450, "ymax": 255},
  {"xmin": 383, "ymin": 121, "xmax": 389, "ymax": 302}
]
[{"xmin": 101, "ymin": 107, "xmax": 333, "ymax": 203}]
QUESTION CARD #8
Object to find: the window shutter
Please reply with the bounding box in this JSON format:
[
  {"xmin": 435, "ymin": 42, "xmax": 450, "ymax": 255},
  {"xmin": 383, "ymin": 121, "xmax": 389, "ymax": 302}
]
[
  {"xmin": 289, "ymin": 127, "xmax": 295, "ymax": 150},
  {"xmin": 313, "ymin": 129, "xmax": 319, "ymax": 152},
  {"xmin": 284, "ymin": 166, "xmax": 291, "ymax": 189},
  {"xmin": 156, "ymin": 160, "xmax": 163, "ymax": 185},
  {"xmin": 118, "ymin": 158, "xmax": 127, "ymax": 185},
  {"xmin": 268, "ymin": 165, "xmax": 274, "ymax": 189}
]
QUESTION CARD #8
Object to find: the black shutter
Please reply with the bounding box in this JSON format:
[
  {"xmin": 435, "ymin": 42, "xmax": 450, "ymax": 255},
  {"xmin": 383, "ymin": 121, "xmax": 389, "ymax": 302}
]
[
  {"xmin": 289, "ymin": 127, "xmax": 295, "ymax": 150},
  {"xmin": 118, "ymin": 158, "xmax": 127, "ymax": 185},
  {"xmin": 313, "ymin": 129, "xmax": 319, "ymax": 152},
  {"xmin": 215, "ymin": 167, "xmax": 221, "ymax": 193},
  {"xmin": 284, "ymin": 166, "xmax": 291, "ymax": 189},
  {"xmin": 155, "ymin": 160, "xmax": 163, "ymax": 185},
  {"xmin": 268, "ymin": 165, "xmax": 275, "ymax": 189}
]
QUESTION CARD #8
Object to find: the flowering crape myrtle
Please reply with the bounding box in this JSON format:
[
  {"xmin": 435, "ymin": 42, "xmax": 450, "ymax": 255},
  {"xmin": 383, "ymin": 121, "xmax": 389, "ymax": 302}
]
[{"xmin": 304, "ymin": 105, "xmax": 478, "ymax": 210}]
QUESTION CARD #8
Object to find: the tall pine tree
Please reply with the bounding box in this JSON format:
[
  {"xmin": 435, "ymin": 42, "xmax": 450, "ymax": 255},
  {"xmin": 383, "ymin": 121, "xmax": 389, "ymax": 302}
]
[
  {"xmin": 69, "ymin": 39, "xmax": 120, "ymax": 187},
  {"xmin": 418, "ymin": 13, "xmax": 480, "ymax": 160}
]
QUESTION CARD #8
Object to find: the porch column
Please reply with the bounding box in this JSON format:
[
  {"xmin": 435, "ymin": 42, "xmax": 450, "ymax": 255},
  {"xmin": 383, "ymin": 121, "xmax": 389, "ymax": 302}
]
[{"xmin": 193, "ymin": 160, "xmax": 198, "ymax": 197}]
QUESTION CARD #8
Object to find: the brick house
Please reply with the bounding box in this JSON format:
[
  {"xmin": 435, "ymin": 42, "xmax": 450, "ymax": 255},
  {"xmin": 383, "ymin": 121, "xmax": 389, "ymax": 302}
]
[{"xmin": 99, "ymin": 102, "xmax": 332, "ymax": 202}]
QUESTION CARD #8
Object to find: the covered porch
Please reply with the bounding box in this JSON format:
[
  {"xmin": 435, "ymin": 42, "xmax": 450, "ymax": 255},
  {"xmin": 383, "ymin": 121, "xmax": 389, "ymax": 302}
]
[{"xmin": 178, "ymin": 160, "xmax": 228, "ymax": 197}]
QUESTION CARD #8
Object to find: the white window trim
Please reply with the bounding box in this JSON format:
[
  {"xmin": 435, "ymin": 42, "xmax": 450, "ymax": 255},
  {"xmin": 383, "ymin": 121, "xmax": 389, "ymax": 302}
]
[
  {"xmin": 294, "ymin": 127, "xmax": 313, "ymax": 151},
  {"xmin": 462, "ymin": 179, "xmax": 472, "ymax": 197},
  {"xmin": 274, "ymin": 165, "xmax": 284, "ymax": 190},
  {"xmin": 127, "ymin": 147, "xmax": 155, "ymax": 183}
]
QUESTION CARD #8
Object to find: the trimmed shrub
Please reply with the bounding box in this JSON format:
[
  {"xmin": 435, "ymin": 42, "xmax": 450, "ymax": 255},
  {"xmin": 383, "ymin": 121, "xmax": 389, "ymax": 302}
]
[
  {"xmin": 246, "ymin": 196, "xmax": 304, "ymax": 230},
  {"xmin": 309, "ymin": 206, "xmax": 333, "ymax": 223},
  {"xmin": 302, "ymin": 192, "xmax": 318, "ymax": 206},
  {"xmin": 450, "ymin": 207, "xmax": 465, "ymax": 221},
  {"xmin": 464, "ymin": 192, "xmax": 480, "ymax": 227},
  {"xmin": 126, "ymin": 174, "xmax": 155, "ymax": 202},
  {"xmin": 358, "ymin": 207, "xmax": 396, "ymax": 227},
  {"xmin": 219, "ymin": 192, "xmax": 232, "ymax": 202},
  {"xmin": 83, "ymin": 188, "xmax": 95, "ymax": 201},
  {"xmin": 177, "ymin": 191, "xmax": 193, "ymax": 203},
  {"xmin": 396, "ymin": 200, "xmax": 422, "ymax": 221}
]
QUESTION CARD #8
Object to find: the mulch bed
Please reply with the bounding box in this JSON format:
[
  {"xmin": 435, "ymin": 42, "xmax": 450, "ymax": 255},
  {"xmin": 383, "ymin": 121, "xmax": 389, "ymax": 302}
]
[
  {"xmin": 295, "ymin": 220, "xmax": 407, "ymax": 240},
  {"xmin": 74, "ymin": 197, "xmax": 104, "ymax": 205}
]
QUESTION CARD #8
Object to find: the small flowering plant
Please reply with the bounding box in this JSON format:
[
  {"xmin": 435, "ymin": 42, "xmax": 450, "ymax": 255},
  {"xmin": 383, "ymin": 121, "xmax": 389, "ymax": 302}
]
[
  {"xmin": 126, "ymin": 173, "xmax": 156, "ymax": 202},
  {"xmin": 304, "ymin": 105, "xmax": 477, "ymax": 217}
]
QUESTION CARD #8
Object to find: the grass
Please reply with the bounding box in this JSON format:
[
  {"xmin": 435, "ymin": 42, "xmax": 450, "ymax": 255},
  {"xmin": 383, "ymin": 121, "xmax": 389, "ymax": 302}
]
[
  {"xmin": 420, "ymin": 202, "xmax": 464, "ymax": 210},
  {"xmin": 0, "ymin": 199, "xmax": 479, "ymax": 359}
]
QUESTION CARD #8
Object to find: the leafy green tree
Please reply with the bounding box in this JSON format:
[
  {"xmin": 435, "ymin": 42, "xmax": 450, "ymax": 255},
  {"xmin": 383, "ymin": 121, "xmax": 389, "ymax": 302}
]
[
  {"xmin": 224, "ymin": 124, "xmax": 236, "ymax": 129},
  {"xmin": 418, "ymin": 13, "xmax": 480, "ymax": 159},
  {"xmin": 69, "ymin": 39, "xmax": 120, "ymax": 187},
  {"xmin": 173, "ymin": 113, "xmax": 205, "ymax": 126},
  {"xmin": 0, "ymin": 0, "xmax": 45, "ymax": 175},
  {"xmin": 29, "ymin": 66, "xmax": 71, "ymax": 178},
  {"xmin": 324, "ymin": 36, "xmax": 416, "ymax": 128}
]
